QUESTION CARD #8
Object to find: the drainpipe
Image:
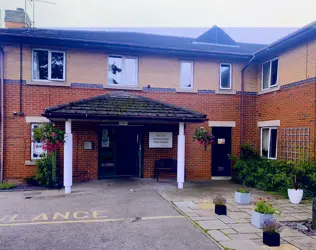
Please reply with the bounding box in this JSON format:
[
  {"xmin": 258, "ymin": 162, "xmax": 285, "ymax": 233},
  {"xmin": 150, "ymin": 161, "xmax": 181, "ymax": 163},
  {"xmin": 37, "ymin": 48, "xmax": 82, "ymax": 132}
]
[
  {"xmin": 19, "ymin": 44, "xmax": 23, "ymax": 115},
  {"xmin": 240, "ymin": 55, "xmax": 255, "ymax": 147},
  {"xmin": 0, "ymin": 45, "xmax": 4, "ymax": 183}
]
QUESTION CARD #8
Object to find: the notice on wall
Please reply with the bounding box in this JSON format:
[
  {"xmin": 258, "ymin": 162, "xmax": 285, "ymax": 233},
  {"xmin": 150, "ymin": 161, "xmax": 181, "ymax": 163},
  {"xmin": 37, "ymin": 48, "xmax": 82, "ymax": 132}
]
[{"xmin": 149, "ymin": 132, "xmax": 173, "ymax": 148}]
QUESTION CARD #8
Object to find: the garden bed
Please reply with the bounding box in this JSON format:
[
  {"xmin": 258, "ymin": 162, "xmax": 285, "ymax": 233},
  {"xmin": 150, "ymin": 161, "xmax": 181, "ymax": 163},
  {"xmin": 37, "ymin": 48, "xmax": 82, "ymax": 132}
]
[{"xmin": 283, "ymin": 221, "xmax": 316, "ymax": 237}]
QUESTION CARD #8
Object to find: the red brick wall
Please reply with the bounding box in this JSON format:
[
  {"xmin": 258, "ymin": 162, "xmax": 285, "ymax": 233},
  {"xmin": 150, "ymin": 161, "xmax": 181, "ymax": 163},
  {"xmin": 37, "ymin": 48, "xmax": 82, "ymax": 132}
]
[{"xmin": 2, "ymin": 84, "xmax": 242, "ymax": 182}]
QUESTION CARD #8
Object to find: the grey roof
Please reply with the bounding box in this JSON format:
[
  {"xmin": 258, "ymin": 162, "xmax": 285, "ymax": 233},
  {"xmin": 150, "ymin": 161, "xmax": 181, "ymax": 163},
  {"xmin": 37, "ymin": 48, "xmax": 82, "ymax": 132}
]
[
  {"xmin": 0, "ymin": 28, "xmax": 266, "ymax": 56},
  {"xmin": 43, "ymin": 92, "xmax": 207, "ymax": 122},
  {"xmin": 195, "ymin": 26, "xmax": 237, "ymax": 46}
]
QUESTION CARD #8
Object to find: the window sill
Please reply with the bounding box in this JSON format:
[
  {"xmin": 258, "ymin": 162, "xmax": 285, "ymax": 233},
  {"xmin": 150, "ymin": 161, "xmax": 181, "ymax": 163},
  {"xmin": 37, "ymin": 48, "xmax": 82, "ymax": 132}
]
[
  {"xmin": 215, "ymin": 90, "xmax": 236, "ymax": 95},
  {"xmin": 258, "ymin": 86, "xmax": 280, "ymax": 95},
  {"xmin": 25, "ymin": 160, "xmax": 37, "ymax": 166},
  {"xmin": 176, "ymin": 89, "xmax": 197, "ymax": 93},
  {"xmin": 105, "ymin": 85, "xmax": 142, "ymax": 91},
  {"xmin": 26, "ymin": 80, "xmax": 71, "ymax": 87}
]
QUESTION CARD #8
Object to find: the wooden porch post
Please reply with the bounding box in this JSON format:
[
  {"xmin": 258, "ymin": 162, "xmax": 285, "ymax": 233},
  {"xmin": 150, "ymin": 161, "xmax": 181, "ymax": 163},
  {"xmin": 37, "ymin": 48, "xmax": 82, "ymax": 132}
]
[
  {"xmin": 64, "ymin": 119, "xmax": 73, "ymax": 193},
  {"xmin": 177, "ymin": 122, "xmax": 185, "ymax": 189}
]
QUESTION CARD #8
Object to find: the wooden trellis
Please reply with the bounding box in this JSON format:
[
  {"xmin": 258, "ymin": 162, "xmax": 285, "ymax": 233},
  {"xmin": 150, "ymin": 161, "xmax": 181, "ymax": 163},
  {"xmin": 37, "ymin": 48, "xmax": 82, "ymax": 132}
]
[{"xmin": 280, "ymin": 128, "xmax": 310, "ymax": 162}]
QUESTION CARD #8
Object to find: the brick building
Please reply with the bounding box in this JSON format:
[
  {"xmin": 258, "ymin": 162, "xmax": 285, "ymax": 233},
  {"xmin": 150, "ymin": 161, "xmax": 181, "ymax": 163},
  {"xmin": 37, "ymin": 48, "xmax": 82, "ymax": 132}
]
[{"xmin": 0, "ymin": 8, "xmax": 315, "ymax": 193}]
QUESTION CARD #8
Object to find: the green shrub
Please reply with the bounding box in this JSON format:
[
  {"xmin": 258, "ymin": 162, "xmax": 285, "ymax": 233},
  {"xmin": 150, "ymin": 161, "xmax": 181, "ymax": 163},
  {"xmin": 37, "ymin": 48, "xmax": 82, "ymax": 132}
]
[
  {"xmin": 0, "ymin": 183, "xmax": 15, "ymax": 190},
  {"xmin": 24, "ymin": 176, "xmax": 39, "ymax": 187},
  {"xmin": 35, "ymin": 154, "xmax": 58, "ymax": 187},
  {"xmin": 233, "ymin": 145, "xmax": 316, "ymax": 198}
]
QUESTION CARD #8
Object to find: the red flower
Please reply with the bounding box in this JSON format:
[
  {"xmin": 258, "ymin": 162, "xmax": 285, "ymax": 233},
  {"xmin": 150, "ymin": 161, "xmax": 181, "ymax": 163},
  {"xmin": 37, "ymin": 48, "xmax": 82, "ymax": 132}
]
[
  {"xmin": 267, "ymin": 197, "xmax": 270, "ymax": 200},
  {"xmin": 270, "ymin": 204, "xmax": 273, "ymax": 207},
  {"xmin": 259, "ymin": 198, "xmax": 262, "ymax": 200},
  {"xmin": 264, "ymin": 201, "xmax": 266, "ymax": 203}
]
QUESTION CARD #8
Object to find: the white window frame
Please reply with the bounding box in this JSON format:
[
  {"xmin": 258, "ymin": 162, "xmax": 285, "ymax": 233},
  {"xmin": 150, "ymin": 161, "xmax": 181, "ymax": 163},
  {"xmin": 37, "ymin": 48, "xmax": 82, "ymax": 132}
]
[
  {"xmin": 32, "ymin": 48, "xmax": 66, "ymax": 82},
  {"xmin": 260, "ymin": 127, "xmax": 278, "ymax": 160},
  {"xmin": 219, "ymin": 63, "xmax": 232, "ymax": 90},
  {"xmin": 107, "ymin": 55, "xmax": 138, "ymax": 87},
  {"xmin": 180, "ymin": 60, "xmax": 194, "ymax": 90},
  {"xmin": 31, "ymin": 124, "xmax": 45, "ymax": 160},
  {"xmin": 261, "ymin": 58, "xmax": 278, "ymax": 90}
]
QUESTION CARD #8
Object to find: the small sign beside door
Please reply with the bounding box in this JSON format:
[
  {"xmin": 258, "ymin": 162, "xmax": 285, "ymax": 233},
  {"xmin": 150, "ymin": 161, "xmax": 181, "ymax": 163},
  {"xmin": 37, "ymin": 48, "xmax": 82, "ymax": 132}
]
[
  {"xmin": 149, "ymin": 132, "xmax": 173, "ymax": 148},
  {"xmin": 218, "ymin": 138, "xmax": 225, "ymax": 144}
]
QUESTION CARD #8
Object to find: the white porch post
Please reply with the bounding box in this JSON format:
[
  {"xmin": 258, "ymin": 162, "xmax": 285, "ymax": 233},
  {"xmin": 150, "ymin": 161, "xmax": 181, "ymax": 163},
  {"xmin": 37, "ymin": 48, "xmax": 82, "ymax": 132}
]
[
  {"xmin": 177, "ymin": 122, "xmax": 185, "ymax": 189},
  {"xmin": 64, "ymin": 119, "xmax": 73, "ymax": 194}
]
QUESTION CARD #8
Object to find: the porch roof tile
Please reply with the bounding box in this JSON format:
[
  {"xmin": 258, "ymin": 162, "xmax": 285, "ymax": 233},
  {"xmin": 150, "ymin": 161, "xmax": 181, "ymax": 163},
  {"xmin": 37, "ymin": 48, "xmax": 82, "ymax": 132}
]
[{"xmin": 42, "ymin": 92, "xmax": 207, "ymax": 122}]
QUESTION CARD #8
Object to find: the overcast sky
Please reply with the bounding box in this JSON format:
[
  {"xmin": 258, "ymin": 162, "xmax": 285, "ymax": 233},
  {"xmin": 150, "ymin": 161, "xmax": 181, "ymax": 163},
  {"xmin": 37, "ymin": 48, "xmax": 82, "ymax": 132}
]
[{"xmin": 1, "ymin": 0, "xmax": 315, "ymax": 44}]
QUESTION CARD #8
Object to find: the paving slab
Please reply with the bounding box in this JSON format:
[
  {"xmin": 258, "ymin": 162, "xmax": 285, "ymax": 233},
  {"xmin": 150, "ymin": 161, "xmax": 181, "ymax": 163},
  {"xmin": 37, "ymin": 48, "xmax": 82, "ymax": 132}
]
[
  {"xmin": 228, "ymin": 211, "xmax": 250, "ymax": 219},
  {"xmin": 235, "ymin": 218, "xmax": 251, "ymax": 223},
  {"xmin": 218, "ymin": 215, "xmax": 236, "ymax": 224},
  {"xmin": 282, "ymin": 236, "xmax": 316, "ymax": 250},
  {"xmin": 229, "ymin": 233, "xmax": 261, "ymax": 240},
  {"xmin": 198, "ymin": 220, "xmax": 231, "ymax": 230},
  {"xmin": 185, "ymin": 211, "xmax": 200, "ymax": 217},
  {"xmin": 207, "ymin": 230, "xmax": 231, "ymax": 241},
  {"xmin": 281, "ymin": 227, "xmax": 307, "ymax": 237},
  {"xmin": 230, "ymin": 223, "xmax": 261, "ymax": 233},
  {"xmin": 195, "ymin": 210, "xmax": 215, "ymax": 217},
  {"xmin": 190, "ymin": 216, "xmax": 217, "ymax": 221},
  {"xmin": 220, "ymin": 228, "xmax": 238, "ymax": 234},
  {"xmin": 261, "ymin": 244, "xmax": 300, "ymax": 250},
  {"xmin": 173, "ymin": 201, "xmax": 195, "ymax": 207},
  {"xmin": 219, "ymin": 239, "xmax": 263, "ymax": 250}
]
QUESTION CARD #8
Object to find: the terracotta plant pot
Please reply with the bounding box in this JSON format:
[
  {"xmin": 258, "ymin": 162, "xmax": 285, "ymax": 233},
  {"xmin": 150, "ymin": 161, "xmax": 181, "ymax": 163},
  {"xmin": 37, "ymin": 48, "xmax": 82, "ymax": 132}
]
[
  {"xmin": 263, "ymin": 232, "xmax": 280, "ymax": 247},
  {"xmin": 215, "ymin": 205, "xmax": 227, "ymax": 215}
]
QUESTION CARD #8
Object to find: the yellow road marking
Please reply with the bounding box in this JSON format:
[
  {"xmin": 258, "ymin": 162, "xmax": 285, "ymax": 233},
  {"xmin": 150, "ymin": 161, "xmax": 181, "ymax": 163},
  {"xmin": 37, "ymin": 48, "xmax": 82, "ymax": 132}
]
[{"xmin": 0, "ymin": 215, "xmax": 184, "ymax": 227}]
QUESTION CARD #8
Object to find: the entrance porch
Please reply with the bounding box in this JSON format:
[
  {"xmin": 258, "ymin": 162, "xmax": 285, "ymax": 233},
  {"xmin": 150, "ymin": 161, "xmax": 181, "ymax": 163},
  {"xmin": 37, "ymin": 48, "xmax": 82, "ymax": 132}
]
[{"xmin": 42, "ymin": 92, "xmax": 207, "ymax": 193}]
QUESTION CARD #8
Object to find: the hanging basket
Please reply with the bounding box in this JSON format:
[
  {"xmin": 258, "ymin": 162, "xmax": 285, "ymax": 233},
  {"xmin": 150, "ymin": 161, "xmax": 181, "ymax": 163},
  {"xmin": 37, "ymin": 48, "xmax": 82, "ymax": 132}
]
[{"xmin": 193, "ymin": 127, "xmax": 215, "ymax": 151}]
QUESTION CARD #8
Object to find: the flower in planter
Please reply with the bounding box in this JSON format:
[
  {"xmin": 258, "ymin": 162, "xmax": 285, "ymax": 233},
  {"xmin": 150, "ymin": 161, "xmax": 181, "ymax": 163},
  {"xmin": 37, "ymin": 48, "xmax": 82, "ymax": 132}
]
[
  {"xmin": 263, "ymin": 219, "xmax": 283, "ymax": 233},
  {"xmin": 235, "ymin": 188, "xmax": 249, "ymax": 193},
  {"xmin": 193, "ymin": 127, "xmax": 215, "ymax": 151},
  {"xmin": 262, "ymin": 219, "xmax": 283, "ymax": 247},
  {"xmin": 213, "ymin": 195, "xmax": 227, "ymax": 215},
  {"xmin": 254, "ymin": 197, "xmax": 280, "ymax": 215},
  {"xmin": 213, "ymin": 195, "xmax": 226, "ymax": 206}
]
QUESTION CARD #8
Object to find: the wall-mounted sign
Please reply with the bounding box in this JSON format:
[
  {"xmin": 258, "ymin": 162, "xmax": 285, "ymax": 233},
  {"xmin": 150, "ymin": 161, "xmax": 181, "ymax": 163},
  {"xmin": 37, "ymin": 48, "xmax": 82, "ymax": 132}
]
[
  {"xmin": 84, "ymin": 141, "xmax": 92, "ymax": 150},
  {"xmin": 102, "ymin": 129, "xmax": 110, "ymax": 148},
  {"xmin": 149, "ymin": 132, "xmax": 173, "ymax": 148},
  {"xmin": 218, "ymin": 138, "xmax": 225, "ymax": 144}
]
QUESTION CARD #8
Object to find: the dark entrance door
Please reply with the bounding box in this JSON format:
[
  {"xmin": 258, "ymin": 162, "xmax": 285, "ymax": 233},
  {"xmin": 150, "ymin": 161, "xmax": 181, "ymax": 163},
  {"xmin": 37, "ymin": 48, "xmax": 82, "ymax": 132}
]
[
  {"xmin": 98, "ymin": 126, "xmax": 142, "ymax": 178},
  {"xmin": 211, "ymin": 127, "xmax": 232, "ymax": 177}
]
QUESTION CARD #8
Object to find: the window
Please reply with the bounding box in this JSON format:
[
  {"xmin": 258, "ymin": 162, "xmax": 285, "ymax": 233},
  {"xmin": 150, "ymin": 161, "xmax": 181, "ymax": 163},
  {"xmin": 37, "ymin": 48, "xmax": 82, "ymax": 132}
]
[
  {"xmin": 31, "ymin": 124, "xmax": 45, "ymax": 160},
  {"xmin": 261, "ymin": 127, "xmax": 278, "ymax": 159},
  {"xmin": 32, "ymin": 49, "xmax": 65, "ymax": 81},
  {"xmin": 180, "ymin": 61, "xmax": 193, "ymax": 89},
  {"xmin": 108, "ymin": 56, "xmax": 138, "ymax": 86},
  {"xmin": 220, "ymin": 63, "xmax": 232, "ymax": 89},
  {"xmin": 262, "ymin": 58, "xmax": 278, "ymax": 90}
]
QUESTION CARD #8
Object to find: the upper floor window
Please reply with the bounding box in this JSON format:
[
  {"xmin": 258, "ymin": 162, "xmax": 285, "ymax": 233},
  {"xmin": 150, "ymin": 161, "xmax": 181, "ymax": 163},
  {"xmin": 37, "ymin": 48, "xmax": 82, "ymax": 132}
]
[
  {"xmin": 262, "ymin": 58, "xmax": 278, "ymax": 90},
  {"xmin": 261, "ymin": 127, "xmax": 278, "ymax": 159},
  {"xmin": 31, "ymin": 124, "xmax": 45, "ymax": 160},
  {"xmin": 180, "ymin": 61, "xmax": 193, "ymax": 89},
  {"xmin": 220, "ymin": 63, "xmax": 232, "ymax": 89},
  {"xmin": 108, "ymin": 56, "xmax": 138, "ymax": 87},
  {"xmin": 32, "ymin": 49, "xmax": 65, "ymax": 81}
]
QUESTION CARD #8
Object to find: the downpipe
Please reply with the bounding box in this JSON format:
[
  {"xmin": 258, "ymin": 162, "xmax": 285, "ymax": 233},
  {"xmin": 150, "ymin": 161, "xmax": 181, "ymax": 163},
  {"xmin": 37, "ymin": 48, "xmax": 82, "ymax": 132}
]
[{"xmin": 0, "ymin": 45, "xmax": 4, "ymax": 182}]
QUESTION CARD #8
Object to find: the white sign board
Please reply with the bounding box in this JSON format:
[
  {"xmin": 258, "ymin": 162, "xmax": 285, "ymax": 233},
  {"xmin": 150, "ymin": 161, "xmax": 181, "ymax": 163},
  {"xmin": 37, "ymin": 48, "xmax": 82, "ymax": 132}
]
[{"xmin": 149, "ymin": 132, "xmax": 173, "ymax": 148}]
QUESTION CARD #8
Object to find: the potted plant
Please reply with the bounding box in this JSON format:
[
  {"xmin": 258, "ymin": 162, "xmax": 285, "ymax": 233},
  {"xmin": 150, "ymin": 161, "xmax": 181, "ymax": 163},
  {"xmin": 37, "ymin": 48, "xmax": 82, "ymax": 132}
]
[
  {"xmin": 213, "ymin": 195, "xmax": 227, "ymax": 215},
  {"xmin": 193, "ymin": 127, "xmax": 215, "ymax": 151},
  {"xmin": 251, "ymin": 197, "xmax": 280, "ymax": 228},
  {"xmin": 288, "ymin": 163, "xmax": 304, "ymax": 204},
  {"xmin": 235, "ymin": 188, "xmax": 250, "ymax": 204},
  {"xmin": 262, "ymin": 219, "xmax": 282, "ymax": 247}
]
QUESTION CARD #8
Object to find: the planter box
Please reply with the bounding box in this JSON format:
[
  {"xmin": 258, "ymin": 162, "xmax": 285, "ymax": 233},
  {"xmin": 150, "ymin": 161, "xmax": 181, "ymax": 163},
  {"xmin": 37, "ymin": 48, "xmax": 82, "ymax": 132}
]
[
  {"xmin": 235, "ymin": 191, "xmax": 250, "ymax": 204},
  {"xmin": 215, "ymin": 205, "xmax": 227, "ymax": 215},
  {"xmin": 251, "ymin": 211, "xmax": 273, "ymax": 228},
  {"xmin": 263, "ymin": 232, "xmax": 280, "ymax": 247},
  {"xmin": 288, "ymin": 189, "xmax": 303, "ymax": 204}
]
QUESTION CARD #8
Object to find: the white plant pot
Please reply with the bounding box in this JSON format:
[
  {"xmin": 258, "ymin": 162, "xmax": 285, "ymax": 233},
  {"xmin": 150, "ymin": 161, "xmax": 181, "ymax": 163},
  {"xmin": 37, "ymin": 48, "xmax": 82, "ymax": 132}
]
[
  {"xmin": 288, "ymin": 189, "xmax": 303, "ymax": 204},
  {"xmin": 235, "ymin": 191, "xmax": 250, "ymax": 204},
  {"xmin": 251, "ymin": 211, "xmax": 273, "ymax": 228}
]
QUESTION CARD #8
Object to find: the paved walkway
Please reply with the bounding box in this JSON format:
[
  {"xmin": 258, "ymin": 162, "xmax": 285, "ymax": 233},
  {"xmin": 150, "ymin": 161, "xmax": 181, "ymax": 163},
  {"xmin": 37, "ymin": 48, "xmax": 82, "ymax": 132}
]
[{"xmin": 157, "ymin": 181, "xmax": 315, "ymax": 250}]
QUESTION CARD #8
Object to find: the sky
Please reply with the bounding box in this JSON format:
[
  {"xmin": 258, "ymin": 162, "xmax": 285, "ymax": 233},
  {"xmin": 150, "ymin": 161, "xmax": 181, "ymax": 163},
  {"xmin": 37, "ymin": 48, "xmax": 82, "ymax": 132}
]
[{"xmin": 0, "ymin": 0, "xmax": 315, "ymax": 44}]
